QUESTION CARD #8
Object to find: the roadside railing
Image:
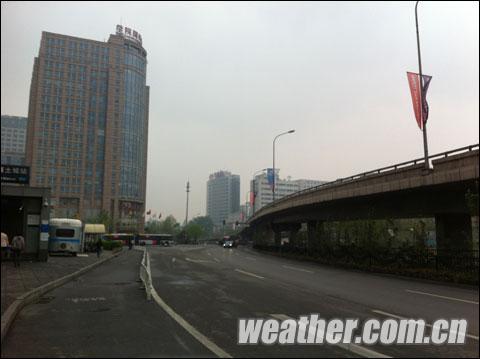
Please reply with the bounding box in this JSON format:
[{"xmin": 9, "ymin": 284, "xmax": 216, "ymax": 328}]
[
  {"xmin": 254, "ymin": 244, "xmax": 479, "ymax": 284},
  {"xmin": 137, "ymin": 246, "xmax": 153, "ymax": 301},
  {"xmin": 252, "ymin": 144, "xmax": 479, "ymax": 219}
]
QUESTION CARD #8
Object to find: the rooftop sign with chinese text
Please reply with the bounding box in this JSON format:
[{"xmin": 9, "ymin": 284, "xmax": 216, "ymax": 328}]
[{"xmin": 116, "ymin": 25, "xmax": 142, "ymax": 45}]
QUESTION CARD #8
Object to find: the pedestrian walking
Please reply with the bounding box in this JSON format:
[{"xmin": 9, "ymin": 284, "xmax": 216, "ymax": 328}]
[
  {"xmin": 96, "ymin": 237, "xmax": 103, "ymax": 258},
  {"xmin": 1, "ymin": 232, "xmax": 10, "ymax": 260},
  {"xmin": 11, "ymin": 234, "xmax": 25, "ymax": 267},
  {"xmin": 128, "ymin": 237, "xmax": 133, "ymax": 250}
]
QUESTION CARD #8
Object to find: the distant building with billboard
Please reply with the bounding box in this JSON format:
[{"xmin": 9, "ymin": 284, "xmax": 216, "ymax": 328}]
[{"xmin": 250, "ymin": 170, "xmax": 327, "ymax": 215}]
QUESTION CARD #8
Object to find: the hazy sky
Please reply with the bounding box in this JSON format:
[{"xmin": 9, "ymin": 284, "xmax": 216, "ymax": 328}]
[{"xmin": 1, "ymin": 1, "xmax": 479, "ymax": 221}]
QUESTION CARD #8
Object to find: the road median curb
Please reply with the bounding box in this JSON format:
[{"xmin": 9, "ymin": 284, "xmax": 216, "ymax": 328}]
[{"xmin": 1, "ymin": 248, "xmax": 125, "ymax": 344}]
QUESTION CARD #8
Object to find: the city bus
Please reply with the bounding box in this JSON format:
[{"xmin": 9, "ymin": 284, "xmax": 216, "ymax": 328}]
[
  {"xmin": 49, "ymin": 218, "xmax": 83, "ymax": 256},
  {"xmin": 137, "ymin": 233, "xmax": 174, "ymax": 246},
  {"xmin": 103, "ymin": 233, "xmax": 135, "ymax": 246}
]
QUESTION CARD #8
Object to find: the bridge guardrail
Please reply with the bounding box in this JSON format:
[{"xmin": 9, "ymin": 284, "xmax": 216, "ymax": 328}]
[{"xmin": 253, "ymin": 144, "xmax": 479, "ymax": 219}]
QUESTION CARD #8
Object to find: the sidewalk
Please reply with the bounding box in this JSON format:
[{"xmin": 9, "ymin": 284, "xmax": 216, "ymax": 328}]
[{"xmin": 1, "ymin": 251, "xmax": 118, "ymax": 316}]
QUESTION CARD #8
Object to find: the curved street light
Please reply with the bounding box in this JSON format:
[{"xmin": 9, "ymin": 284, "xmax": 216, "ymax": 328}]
[{"xmin": 273, "ymin": 130, "xmax": 295, "ymax": 202}]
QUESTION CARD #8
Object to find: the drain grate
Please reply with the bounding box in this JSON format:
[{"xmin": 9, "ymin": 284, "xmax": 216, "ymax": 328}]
[{"xmin": 37, "ymin": 296, "xmax": 55, "ymax": 304}]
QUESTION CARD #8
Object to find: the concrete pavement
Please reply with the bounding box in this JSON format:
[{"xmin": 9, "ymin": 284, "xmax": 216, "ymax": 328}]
[{"xmin": 1, "ymin": 250, "xmax": 118, "ymax": 315}]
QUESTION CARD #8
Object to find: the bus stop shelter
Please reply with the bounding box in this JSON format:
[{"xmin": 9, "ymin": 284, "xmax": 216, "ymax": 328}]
[{"xmin": 1, "ymin": 184, "xmax": 51, "ymax": 261}]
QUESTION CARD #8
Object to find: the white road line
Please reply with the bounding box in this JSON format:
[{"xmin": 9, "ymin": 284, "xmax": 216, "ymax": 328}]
[
  {"xmin": 245, "ymin": 256, "xmax": 257, "ymax": 261},
  {"xmin": 269, "ymin": 314, "xmax": 389, "ymax": 358},
  {"xmin": 185, "ymin": 257, "xmax": 214, "ymax": 264},
  {"xmin": 282, "ymin": 265, "xmax": 314, "ymax": 274},
  {"xmin": 235, "ymin": 269, "xmax": 265, "ymax": 280},
  {"xmin": 146, "ymin": 250, "xmax": 230, "ymax": 358},
  {"xmin": 406, "ymin": 289, "xmax": 479, "ymax": 305},
  {"xmin": 207, "ymin": 252, "xmax": 212, "ymax": 256},
  {"xmin": 151, "ymin": 288, "xmax": 231, "ymax": 358},
  {"xmin": 214, "ymin": 258, "xmax": 221, "ymax": 263},
  {"xmin": 372, "ymin": 309, "xmax": 479, "ymax": 341}
]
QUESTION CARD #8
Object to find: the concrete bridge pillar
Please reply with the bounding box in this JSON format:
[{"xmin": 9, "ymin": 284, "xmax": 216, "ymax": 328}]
[
  {"xmin": 435, "ymin": 213, "xmax": 473, "ymax": 251},
  {"xmin": 307, "ymin": 220, "xmax": 318, "ymax": 251},
  {"xmin": 471, "ymin": 216, "xmax": 479, "ymax": 251},
  {"xmin": 288, "ymin": 223, "xmax": 302, "ymax": 247},
  {"xmin": 272, "ymin": 227, "xmax": 281, "ymax": 246}
]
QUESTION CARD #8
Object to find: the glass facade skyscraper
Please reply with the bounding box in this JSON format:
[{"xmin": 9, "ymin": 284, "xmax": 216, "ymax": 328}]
[
  {"xmin": 26, "ymin": 26, "xmax": 149, "ymax": 231},
  {"xmin": 1, "ymin": 115, "xmax": 28, "ymax": 166}
]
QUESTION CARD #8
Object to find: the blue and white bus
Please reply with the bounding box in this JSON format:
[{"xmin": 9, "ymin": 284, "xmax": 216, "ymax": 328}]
[{"xmin": 49, "ymin": 218, "xmax": 83, "ymax": 256}]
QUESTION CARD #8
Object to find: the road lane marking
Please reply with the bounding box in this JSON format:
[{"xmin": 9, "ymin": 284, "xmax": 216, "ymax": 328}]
[
  {"xmin": 282, "ymin": 265, "xmax": 314, "ymax": 274},
  {"xmin": 207, "ymin": 252, "xmax": 211, "ymax": 256},
  {"xmin": 235, "ymin": 269, "xmax": 265, "ymax": 280},
  {"xmin": 185, "ymin": 257, "xmax": 214, "ymax": 264},
  {"xmin": 147, "ymin": 251, "xmax": 231, "ymax": 358},
  {"xmin": 245, "ymin": 256, "xmax": 256, "ymax": 261},
  {"xmin": 269, "ymin": 314, "xmax": 389, "ymax": 358},
  {"xmin": 372, "ymin": 309, "xmax": 479, "ymax": 341},
  {"xmin": 406, "ymin": 290, "xmax": 479, "ymax": 305},
  {"xmin": 151, "ymin": 288, "xmax": 231, "ymax": 358},
  {"xmin": 214, "ymin": 258, "xmax": 221, "ymax": 263}
]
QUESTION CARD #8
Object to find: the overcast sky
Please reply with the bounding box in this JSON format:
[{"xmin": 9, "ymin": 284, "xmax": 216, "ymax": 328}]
[{"xmin": 1, "ymin": 1, "xmax": 479, "ymax": 222}]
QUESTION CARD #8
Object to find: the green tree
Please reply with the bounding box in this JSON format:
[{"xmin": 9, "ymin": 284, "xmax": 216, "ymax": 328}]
[
  {"xmin": 186, "ymin": 223, "xmax": 204, "ymax": 242},
  {"xmin": 145, "ymin": 215, "xmax": 180, "ymax": 235},
  {"xmin": 189, "ymin": 216, "xmax": 214, "ymax": 237},
  {"xmin": 85, "ymin": 210, "xmax": 113, "ymax": 232}
]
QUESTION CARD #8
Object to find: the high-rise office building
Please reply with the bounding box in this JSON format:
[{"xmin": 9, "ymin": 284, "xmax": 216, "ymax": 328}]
[
  {"xmin": 206, "ymin": 171, "xmax": 240, "ymax": 228},
  {"xmin": 1, "ymin": 115, "xmax": 28, "ymax": 165},
  {"xmin": 26, "ymin": 25, "xmax": 149, "ymax": 231}
]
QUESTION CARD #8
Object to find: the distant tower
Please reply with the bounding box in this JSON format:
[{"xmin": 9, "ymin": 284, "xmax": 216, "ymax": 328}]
[{"xmin": 185, "ymin": 180, "xmax": 190, "ymax": 226}]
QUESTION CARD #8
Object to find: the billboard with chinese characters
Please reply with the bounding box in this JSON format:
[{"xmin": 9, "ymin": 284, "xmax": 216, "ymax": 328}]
[{"xmin": 1, "ymin": 164, "xmax": 30, "ymax": 185}]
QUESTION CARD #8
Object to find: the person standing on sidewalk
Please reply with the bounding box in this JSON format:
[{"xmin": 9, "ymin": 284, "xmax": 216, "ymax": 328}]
[
  {"xmin": 95, "ymin": 237, "xmax": 103, "ymax": 258},
  {"xmin": 11, "ymin": 234, "xmax": 25, "ymax": 267},
  {"xmin": 1, "ymin": 232, "xmax": 10, "ymax": 260}
]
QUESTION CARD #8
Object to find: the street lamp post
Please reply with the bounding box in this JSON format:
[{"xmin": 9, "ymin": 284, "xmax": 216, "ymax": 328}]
[
  {"xmin": 272, "ymin": 130, "xmax": 295, "ymax": 202},
  {"xmin": 415, "ymin": 1, "xmax": 429, "ymax": 170}
]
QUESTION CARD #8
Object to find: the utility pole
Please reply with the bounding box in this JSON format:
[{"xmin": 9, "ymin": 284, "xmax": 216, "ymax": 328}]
[
  {"xmin": 185, "ymin": 180, "xmax": 190, "ymax": 226},
  {"xmin": 415, "ymin": 1, "xmax": 429, "ymax": 170},
  {"xmin": 184, "ymin": 180, "xmax": 190, "ymax": 244}
]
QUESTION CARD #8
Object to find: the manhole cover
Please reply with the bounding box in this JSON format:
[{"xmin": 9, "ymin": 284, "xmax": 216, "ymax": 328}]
[{"xmin": 91, "ymin": 307, "xmax": 110, "ymax": 312}]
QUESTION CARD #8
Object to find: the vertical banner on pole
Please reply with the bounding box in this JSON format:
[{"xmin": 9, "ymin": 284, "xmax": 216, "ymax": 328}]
[{"xmin": 407, "ymin": 72, "xmax": 432, "ymax": 130}]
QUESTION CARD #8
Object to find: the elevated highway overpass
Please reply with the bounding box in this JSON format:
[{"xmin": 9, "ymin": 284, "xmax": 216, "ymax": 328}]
[{"xmin": 246, "ymin": 145, "xmax": 479, "ymax": 251}]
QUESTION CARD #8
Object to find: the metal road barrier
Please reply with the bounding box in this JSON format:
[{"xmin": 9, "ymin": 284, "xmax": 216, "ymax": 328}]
[{"xmin": 137, "ymin": 246, "xmax": 153, "ymax": 301}]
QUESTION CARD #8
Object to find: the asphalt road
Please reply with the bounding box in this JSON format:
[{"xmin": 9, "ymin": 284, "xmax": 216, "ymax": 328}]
[
  {"xmin": 148, "ymin": 244, "xmax": 479, "ymax": 358},
  {"xmin": 2, "ymin": 245, "xmax": 478, "ymax": 358},
  {"xmin": 1, "ymin": 250, "xmax": 212, "ymax": 358}
]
